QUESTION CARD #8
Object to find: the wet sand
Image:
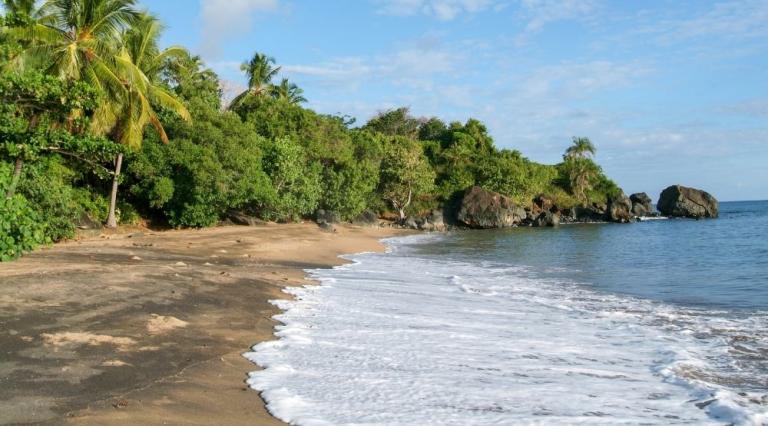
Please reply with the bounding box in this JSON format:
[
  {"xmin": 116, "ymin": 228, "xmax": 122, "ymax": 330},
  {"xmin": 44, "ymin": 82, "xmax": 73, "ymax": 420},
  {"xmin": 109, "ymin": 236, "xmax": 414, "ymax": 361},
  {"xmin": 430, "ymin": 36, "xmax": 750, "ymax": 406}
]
[{"xmin": 0, "ymin": 223, "xmax": 402, "ymax": 425}]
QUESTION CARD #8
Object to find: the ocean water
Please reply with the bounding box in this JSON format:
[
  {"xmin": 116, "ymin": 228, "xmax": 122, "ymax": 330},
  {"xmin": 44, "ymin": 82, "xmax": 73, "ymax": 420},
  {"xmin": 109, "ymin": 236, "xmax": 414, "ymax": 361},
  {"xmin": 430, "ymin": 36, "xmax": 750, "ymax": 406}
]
[{"xmin": 246, "ymin": 201, "xmax": 768, "ymax": 425}]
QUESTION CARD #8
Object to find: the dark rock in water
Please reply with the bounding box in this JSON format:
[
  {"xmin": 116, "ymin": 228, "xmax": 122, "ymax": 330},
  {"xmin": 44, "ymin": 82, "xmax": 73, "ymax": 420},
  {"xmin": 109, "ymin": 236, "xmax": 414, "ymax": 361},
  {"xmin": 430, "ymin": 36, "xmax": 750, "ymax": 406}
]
[
  {"xmin": 457, "ymin": 186, "xmax": 526, "ymax": 229},
  {"xmin": 657, "ymin": 185, "xmax": 719, "ymax": 218},
  {"xmin": 226, "ymin": 210, "xmax": 263, "ymax": 226},
  {"xmin": 630, "ymin": 192, "xmax": 654, "ymax": 217},
  {"xmin": 606, "ymin": 192, "xmax": 634, "ymax": 223},
  {"xmin": 574, "ymin": 206, "xmax": 605, "ymax": 223},
  {"xmin": 315, "ymin": 209, "xmax": 341, "ymax": 226},
  {"xmin": 352, "ymin": 210, "xmax": 379, "ymax": 227},
  {"xmin": 533, "ymin": 211, "xmax": 560, "ymax": 227}
]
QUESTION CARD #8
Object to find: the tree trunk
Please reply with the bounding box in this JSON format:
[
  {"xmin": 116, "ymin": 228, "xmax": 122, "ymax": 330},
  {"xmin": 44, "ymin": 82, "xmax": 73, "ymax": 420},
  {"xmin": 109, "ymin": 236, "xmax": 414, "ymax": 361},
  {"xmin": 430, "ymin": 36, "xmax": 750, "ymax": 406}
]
[
  {"xmin": 398, "ymin": 208, "xmax": 406, "ymax": 221},
  {"xmin": 5, "ymin": 158, "xmax": 24, "ymax": 199},
  {"xmin": 106, "ymin": 153, "xmax": 123, "ymax": 228}
]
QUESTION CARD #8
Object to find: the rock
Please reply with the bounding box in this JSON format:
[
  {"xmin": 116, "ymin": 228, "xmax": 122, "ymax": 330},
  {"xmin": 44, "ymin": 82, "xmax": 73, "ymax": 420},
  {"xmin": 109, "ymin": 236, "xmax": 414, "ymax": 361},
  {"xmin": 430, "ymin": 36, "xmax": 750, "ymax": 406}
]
[
  {"xmin": 403, "ymin": 216, "xmax": 419, "ymax": 230},
  {"xmin": 318, "ymin": 222, "xmax": 337, "ymax": 232},
  {"xmin": 418, "ymin": 210, "xmax": 446, "ymax": 232},
  {"xmin": 225, "ymin": 210, "xmax": 263, "ymax": 226},
  {"xmin": 456, "ymin": 186, "xmax": 526, "ymax": 229},
  {"xmin": 657, "ymin": 185, "xmax": 719, "ymax": 218},
  {"xmin": 533, "ymin": 195, "xmax": 559, "ymax": 214},
  {"xmin": 533, "ymin": 211, "xmax": 560, "ymax": 227},
  {"xmin": 315, "ymin": 209, "xmax": 341, "ymax": 226},
  {"xmin": 630, "ymin": 192, "xmax": 654, "ymax": 217},
  {"xmin": 76, "ymin": 213, "xmax": 102, "ymax": 230},
  {"xmin": 606, "ymin": 192, "xmax": 634, "ymax": 223},
  {"xmin": 573, "ymin": 206, "xmax": 605, "ymax": 223},
  {"xmin": 352, "ymin": 210, "xmax": 379, "ymax": 227}
]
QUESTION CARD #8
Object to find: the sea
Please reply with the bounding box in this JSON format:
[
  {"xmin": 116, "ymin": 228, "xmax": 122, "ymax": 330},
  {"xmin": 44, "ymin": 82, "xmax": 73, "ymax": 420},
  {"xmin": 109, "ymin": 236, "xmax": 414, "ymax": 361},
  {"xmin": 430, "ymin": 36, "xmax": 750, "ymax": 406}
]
[{"xmin": 245, "ymin": 200, "xmax": 768, "ymax": 425}]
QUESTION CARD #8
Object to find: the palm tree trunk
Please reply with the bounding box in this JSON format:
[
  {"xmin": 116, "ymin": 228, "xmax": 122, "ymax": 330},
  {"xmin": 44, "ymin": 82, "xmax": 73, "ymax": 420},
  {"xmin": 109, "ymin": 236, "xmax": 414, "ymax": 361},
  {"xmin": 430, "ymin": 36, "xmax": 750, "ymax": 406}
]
[
  {"xmin": 5, "ymin": 158, "xmax": 24, "ymax": 199},
  {"xmin": 106, "ymin": 153, "xmax": 123, "ymax": 228}
]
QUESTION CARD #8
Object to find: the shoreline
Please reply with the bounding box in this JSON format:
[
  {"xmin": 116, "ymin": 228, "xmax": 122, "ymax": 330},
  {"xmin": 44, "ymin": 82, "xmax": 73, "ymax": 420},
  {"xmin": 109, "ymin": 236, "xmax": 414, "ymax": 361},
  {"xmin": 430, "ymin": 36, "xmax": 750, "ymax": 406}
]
[{"xmin": 0, "ymin": 222, "xmax": 405, "ymax": 425}]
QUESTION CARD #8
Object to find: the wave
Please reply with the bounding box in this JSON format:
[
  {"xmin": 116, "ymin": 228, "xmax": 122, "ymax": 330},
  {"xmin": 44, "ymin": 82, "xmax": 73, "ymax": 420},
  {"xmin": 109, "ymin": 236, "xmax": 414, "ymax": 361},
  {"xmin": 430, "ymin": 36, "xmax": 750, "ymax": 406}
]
[{"xmin": 245, "ymin": 235, "xmax": 768, "ymax": 425}]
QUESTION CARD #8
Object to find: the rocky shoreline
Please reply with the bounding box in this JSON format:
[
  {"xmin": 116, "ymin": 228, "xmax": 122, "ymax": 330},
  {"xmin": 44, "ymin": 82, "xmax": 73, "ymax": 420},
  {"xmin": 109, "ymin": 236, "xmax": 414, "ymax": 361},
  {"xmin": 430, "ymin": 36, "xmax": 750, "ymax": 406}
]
[{"xmin": 313, "ymin": 184, "xmax": 720, "ymax": 232}]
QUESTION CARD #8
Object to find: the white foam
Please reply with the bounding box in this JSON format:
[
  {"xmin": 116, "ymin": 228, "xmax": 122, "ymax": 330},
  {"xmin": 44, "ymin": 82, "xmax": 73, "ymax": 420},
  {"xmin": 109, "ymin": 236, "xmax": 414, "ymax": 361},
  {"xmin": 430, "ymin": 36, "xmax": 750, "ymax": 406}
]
[{"xmin": 245, "ymin": 236, "xmax": 768, "ymax": 425}]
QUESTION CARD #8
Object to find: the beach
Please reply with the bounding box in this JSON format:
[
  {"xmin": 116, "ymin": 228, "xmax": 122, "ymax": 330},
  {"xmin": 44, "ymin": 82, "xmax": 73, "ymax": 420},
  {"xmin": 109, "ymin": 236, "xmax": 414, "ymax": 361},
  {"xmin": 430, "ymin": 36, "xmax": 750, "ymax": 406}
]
[{"xmin": 0, "ymin": 223, "xmax": 402, "ymax": 425}]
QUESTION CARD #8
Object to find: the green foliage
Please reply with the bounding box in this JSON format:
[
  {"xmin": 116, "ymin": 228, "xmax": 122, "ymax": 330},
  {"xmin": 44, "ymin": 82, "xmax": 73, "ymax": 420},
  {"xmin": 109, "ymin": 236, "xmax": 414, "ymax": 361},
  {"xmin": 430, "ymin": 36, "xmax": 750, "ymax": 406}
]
[
  {"xmin": 475, "ymin": 149, "xmax": 559, "ymax": 205},
  {"xmin": 260, "ymin": 137, "xmax": 322, "ymax": 222},
  {"xmin": 128, "ymin": 99, "xmax": 272, "ymax": 227},
  {"xmin": 0, "ymin": 162, "xmax": 48, "ymax": 260},
  {"xmin": 364, "ymin": 107, "xmax": 422, "ymax": 138},
  {"xmin": 0, "ymin": 193, "xmax": 46, "ymax": 261},
  {"xmin": 379, "ymin": 136, "xmax": 435, "ymax": 219}
]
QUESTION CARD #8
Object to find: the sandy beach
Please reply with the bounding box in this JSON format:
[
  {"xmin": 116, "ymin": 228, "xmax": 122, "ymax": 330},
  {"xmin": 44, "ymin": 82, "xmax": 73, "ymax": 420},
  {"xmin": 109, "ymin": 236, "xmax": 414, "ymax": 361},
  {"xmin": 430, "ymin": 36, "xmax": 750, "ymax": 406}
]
[{"xmin": 0, "ymin": 222, "xmax": 402, "ymax": 425}]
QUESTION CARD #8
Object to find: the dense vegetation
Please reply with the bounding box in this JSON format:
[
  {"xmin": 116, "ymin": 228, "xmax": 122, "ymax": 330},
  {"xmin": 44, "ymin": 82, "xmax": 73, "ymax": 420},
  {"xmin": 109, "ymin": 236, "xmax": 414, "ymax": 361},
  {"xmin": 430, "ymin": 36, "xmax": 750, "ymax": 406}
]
[{"xmin": 0, "ymin": 0, "xmax": 619, "ymax": 260}]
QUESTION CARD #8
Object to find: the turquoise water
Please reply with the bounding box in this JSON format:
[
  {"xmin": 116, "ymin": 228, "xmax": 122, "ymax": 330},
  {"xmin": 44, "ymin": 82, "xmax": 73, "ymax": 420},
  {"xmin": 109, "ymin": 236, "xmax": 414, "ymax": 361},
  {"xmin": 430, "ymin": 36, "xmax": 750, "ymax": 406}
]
[{"xmin": 248, "ymin": 201, "xmax": 768, "ymax": 425}]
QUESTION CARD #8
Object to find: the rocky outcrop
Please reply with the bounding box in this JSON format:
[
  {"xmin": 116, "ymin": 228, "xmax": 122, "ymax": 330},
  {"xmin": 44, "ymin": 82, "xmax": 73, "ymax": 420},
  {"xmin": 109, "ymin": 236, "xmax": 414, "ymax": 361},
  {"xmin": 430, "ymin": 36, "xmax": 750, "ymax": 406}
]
[
  {"xmin": 352, "ymin": 210, "xmax": 379, "ymax": 227},
  {"xmin": 657, "ymin": 185, "xmax": 719, "ymax": 218},
  {"xmin": 315, "ymin": 209, "xmax": 340, "ymax": 226},
  {"xmin": 532, "ymin": 211, "xmax": 560, "ymax": 227},
  {"xmin": 630, "ymin": 193, "xmax": 654, "ymax": 217},
  {"xmin": 456, "ymin": 186, "xmax": 526, "ymax": 229},
  {"xmin": 606, "ymin": 192, "xmax": 634, "ymax": 223}
]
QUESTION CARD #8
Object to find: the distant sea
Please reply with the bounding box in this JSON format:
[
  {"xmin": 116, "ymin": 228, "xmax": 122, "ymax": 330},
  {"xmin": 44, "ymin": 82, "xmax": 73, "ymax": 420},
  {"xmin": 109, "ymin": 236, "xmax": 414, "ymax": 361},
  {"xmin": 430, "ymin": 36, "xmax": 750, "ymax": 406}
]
[{"xmin": 247, "ymin": 201, "xmax": 768, "ymax": 425}]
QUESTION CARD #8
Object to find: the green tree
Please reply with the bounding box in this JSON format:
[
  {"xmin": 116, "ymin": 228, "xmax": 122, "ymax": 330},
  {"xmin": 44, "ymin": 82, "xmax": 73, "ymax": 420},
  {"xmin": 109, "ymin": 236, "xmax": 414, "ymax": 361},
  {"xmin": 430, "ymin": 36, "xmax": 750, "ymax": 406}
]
[
  {"xmin": 564, "ymin": 136, "xmax": 596, "ymax": 160},
  {"xmin": 379, "ymin": 136, "xmax": 435, "ymax": 220},
  {"xmin": 0, "ymin": 71, "xmax": 117, "ymax": 198},
  {"xmin": 100, "ymin": 12, "xmax": 190, "ymax": 228},
  {"xmin": 229, "ymin": 52, "xmax": 280, "ymax": 109},
  {"xmin": 363, "ymin": 107, "xmax": 422, "ymax": 138},
  {"xmin": 270, "ymin": 78, "xmax": 306, "ymax": 104},
  {"xmin": 261, "ymin": 137, "xmax": 322, "ymax": 222}
]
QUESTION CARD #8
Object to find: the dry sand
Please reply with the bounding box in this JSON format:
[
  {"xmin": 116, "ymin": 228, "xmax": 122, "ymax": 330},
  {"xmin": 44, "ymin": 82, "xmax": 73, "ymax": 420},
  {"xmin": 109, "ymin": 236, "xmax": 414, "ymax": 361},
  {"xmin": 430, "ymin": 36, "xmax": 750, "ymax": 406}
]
[{"xmin": 0, "ymin": 223, "xmax": 403, "ymax": 425}]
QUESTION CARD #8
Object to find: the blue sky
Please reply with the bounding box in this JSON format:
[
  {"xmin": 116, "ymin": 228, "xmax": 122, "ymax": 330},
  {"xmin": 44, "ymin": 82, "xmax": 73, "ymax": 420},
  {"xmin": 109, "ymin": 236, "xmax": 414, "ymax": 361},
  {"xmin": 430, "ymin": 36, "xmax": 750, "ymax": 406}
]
[{"xmin": 139, "ymin": 0, "xmax": 768, "ymax": 201}]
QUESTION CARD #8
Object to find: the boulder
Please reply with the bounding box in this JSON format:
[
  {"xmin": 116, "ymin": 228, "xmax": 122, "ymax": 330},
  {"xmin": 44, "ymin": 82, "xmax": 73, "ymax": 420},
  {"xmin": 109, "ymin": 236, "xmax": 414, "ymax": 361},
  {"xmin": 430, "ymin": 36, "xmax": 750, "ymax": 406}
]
[
  {"xmin": 573, "ymin": 206, "xmax": 605, "ymax": 223},
  {"xmin": 352, "ymin": 210, "xmax": 379, "ymax": 227},
  {"xmin": 315, "ymin": 209, "xmax": 341, "ymax": 226},
  {"xmin": 418, "ymin": 210, "xmax": 446, "ymax": 232},
  {"xmin": 456, "ymin": 186, "xmax": 526, "ymax": 229},
  {"xmin": 225, "ymin": 210, "xmax": 263, "ymax": 226},
  {"xmin": 657, "ymin": 185, "xmax": 718, "ymax": 218},
  {"xmin": 403, "ymin": 216, "xmax": 419, "ymax": 230},
  {"xmin": 606, "ymin": 192, "xmax": 634, "ymax": 223},
  {"xmin": 533, "ymin": 195, "xmax": 559, "ymax": 214},
  {"xmin": 533, "ymin": 211, "xmax": 560, "ymax": 227},
  {"xmin": 630, "ymin": 192, "xmax": 654, "ymax": 217}
]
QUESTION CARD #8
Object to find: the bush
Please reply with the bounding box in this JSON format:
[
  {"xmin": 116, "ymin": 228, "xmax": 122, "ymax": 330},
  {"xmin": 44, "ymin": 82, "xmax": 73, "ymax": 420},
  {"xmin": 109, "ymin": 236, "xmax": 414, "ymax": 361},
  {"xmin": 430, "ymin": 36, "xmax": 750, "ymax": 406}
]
[{"xmin": 0, "ymin": 194, "xmax": 48, "ymax": 261}]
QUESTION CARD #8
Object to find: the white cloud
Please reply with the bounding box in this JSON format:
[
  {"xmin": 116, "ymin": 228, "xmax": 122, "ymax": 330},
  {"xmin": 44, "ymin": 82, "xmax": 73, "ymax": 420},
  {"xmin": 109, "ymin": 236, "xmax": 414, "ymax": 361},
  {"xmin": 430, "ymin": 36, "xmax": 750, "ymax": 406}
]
[
  {"xmin": 518, "ymin": 0, "xmax": 598, "ymax": 33},
  {"xmin": 199, "ymin": 0, "xmax": 280, "ymax": 57},
  {"xmin": 376, "ymin": 0, "xmax": 498, "ymax": 20}
]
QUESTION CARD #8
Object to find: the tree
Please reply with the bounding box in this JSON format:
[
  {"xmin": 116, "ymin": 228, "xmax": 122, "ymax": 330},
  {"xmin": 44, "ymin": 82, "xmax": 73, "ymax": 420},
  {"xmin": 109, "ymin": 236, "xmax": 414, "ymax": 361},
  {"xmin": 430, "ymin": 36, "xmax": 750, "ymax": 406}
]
[
  {"xmin": 378, "ymin": 136, "xmax": 435, "ymax": 220},
  {"xmin": 564, "ymin": 136, "xmax": 596, "ymax": 160},
  {"xmin": 270, "ymin": 78, "xmax": 306, "ymax": 104},
  {"xmin": 0, "ymin": 71, "xmax": 117, "ymax": 198},
  {"xmin": 100, "ymin": 13, "xmax": 190, "ymax": 228},
  {"xmin": 562, "ymin": 137, "xmax": 599, "ymax": 204},
  {"xmin": 363, "ymin": 107, "xmax": 422, "ymax": 138},
  {"xmin": 229, "ymin": 52, "xmax": 280, "ymax": 109}
]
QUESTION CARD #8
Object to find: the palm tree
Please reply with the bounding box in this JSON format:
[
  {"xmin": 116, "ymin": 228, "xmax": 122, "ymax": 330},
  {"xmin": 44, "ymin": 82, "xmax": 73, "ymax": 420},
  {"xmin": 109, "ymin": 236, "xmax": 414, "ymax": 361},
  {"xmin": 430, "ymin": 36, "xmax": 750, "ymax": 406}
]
[
  {"xmin": 564, "ymin": 136, "xmax": 596, "ymax": 160},
  {"xmin": 8, "ymin": 1, "xmax": 189, "ymax": 228},
  {"xmin": 270, "ymin": 78, "xmax": 306, "ymax": 104},
  {"xmin": 101, "ymin": 12, "xmax": 190, "ymax": 228},
  {"xmin": 229, "ymin": 52, "xmax": 280, "ymax": 109}
]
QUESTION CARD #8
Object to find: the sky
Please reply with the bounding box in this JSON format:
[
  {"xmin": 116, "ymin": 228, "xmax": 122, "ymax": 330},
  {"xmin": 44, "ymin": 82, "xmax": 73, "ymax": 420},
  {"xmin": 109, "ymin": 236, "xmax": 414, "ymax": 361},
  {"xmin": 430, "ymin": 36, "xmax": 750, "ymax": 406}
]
[{"xmin": 139, "ymin": 0, "xmax": 768, "ymax": 201}]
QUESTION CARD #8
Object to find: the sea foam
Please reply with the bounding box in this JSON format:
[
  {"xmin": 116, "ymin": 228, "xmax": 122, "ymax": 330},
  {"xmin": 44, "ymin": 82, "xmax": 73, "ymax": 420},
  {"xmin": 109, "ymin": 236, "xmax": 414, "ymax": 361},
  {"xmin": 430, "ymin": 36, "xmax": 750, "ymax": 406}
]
[{"xmin": 245, "ymin": 235, "xmax": 767, "ymax": 425}]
